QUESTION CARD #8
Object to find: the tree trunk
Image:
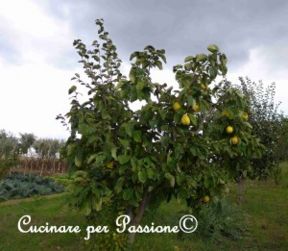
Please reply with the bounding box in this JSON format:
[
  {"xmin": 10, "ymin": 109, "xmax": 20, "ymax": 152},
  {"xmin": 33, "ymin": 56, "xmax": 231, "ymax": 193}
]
[
  {"xmin": 128, "ymin": 192, "xmax": 150, "ymax": 244},
  {"xmin": 237, "ymin": 175, "xmax": 245, "ymax": 204}
]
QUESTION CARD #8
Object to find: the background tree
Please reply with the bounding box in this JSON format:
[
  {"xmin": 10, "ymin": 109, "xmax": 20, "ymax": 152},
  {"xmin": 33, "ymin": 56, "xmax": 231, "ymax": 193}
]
[
  {"xmin": 33, "ymin": 138, "xmax": 62, "ymax": 159},
  {"xmin": 33, "ymin": 139, "xmax": 50, "ymax": 159},
  {"xmin": 33, "ymin": 138, "xmax": 64, "ymax": 175},
  {"xmin": 238, "ymin": 77, "xmax": 284, "ymax": 180},
  {"xmin": 19, "ymin": 133, "xmax": 35, "ymax": 155},
  {"xmin": 0, "ymin": 130, "xmax": 19, "ymax": 178}
]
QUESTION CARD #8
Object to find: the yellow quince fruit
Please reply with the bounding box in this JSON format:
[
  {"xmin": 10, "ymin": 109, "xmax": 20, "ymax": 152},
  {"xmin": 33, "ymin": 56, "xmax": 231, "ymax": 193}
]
[{"xmin": 181, "ymin": 113, "xmax": 190, "ymax": 125}]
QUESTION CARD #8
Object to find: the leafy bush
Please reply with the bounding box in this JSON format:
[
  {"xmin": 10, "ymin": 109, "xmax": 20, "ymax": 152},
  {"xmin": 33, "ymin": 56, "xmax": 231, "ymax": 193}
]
[
  {"xmin": 193, "ymin": 199, "xmax": 246, "ymax": 241},
  {"xmin": 59, "ymin": 19, "xmax": 263, "ymax": 248},
  {"xmin": 0, "ymin": 172, "xmax": 64, "ymax": 201},
  {"xmin": 51, "ymin": 174, "xmax": 73, "ymax": 187}
]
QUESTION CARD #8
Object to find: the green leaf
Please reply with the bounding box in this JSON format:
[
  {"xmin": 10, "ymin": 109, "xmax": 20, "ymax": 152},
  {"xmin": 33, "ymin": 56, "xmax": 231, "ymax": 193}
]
[
  {"xmin": 138, "ymin": 170, "xmax": 147, "ymax": 183},
  {"xmin": 94, "ymin": 153, "xmax": 106, "ymax": 165},
  {"xmin": 129, "ymin": 52, "xmax": 138, "ymax": 61},
  {"xmin": 204, "ymin": 177, "xmax": 210, "ymax": 188},
  {"xmin": 68, "ymin": 85, "xmax": 77, "ymax": 95},
  {"xmin": 129, "ymin": 67, "xmax": 137, "ymax": 82},
  {"xmin": 67, "ymin": 144, "xmax": 75, "ymax": 156},
  {"xmin": 101, "ymin": 111, "xmax": 112, "ymax": 120},
  {"xmin": 184, "ymin": 56, "xmax": 194, "ymax": 62},
  {"xmin": 87, "ymin": 154, "xmax": 97, "ymax": 164},
  {"xmin": 219, "ymin": 65, "xmax": 227, "ymax": 75},
  {"xmin": 124, "ymin": 123, "xmax": 134, "ymax": 137},
  {"xmin": 130, "ymin": 157, "xmax": 138, "ymax": 171},
  {"xmin": 119, "ymin": 138, "xmax": 129, "ymax": 147},
  {"xmin": 155, "ymin": 61, "xmax": 163, "ymax": 70},
  {"xmin": 184, "ymin": 63, "xmax": 192, "ymax": 71},
  {"xmin": 111, "ymin": 147, "xmax": 117, "ymax": 160},
  {"xmin": 176, "ymin": 175, "xmax": 184, "ymax": 185},
  {"xmin": 118, "ymin": 155, "xmax": 130, "ymax": 165},
  {"xmin": 220, "ymin": 54, "xmax": 227, "ymax": 65},
  {"xmin": 79, "ymin": 123, "xmax": 95, "ymax": 135},
  {"xmin": 74, "ymin": 156, "xmax": 82, "ymax": 167},
  {"xmin": 196, "ymin": 54, "xmax": 207, "ymax": 62},
  {"xmin": 146, "ymin": 168, "xmax": 155, "ymax": 179},
  {"xmin": 188, "ymin": 114, "xmax": 197, "ymax": 125},
  {"xmin": 144, "ymin": 45, "xmax": 155, "ymax": 51},
  {"xmin": 136, "ymin": 81, "xmax": 145, "ymax": 91},
  {"xmin": 115, "ymin": 177, "xmax": 124, "ymax": 194},
  {"xmin": 133, "ymin": 130, "xmax": 142, "ymax": 142},
  {"xmin": 207, "ymin": 44, "xmax": 219, "ymax": 53},
  {"xmin": 158, "ymin": 52, "xmax": 166, "ymax": 63},
  {"xmin": 158, "ymin": 109, "xmax": 166, "ymax": 120},
  {"xmin": 209, "ymin": 66, "xmax": 218, "ymax": 79},
  {"xmin": 187, "ymin": 96, "xmax": 194, "ymax": 106},
  {"xmin": 123, "ymin": 189, "xmax": 133, "ymax": 200},
  {"xmin": 95, "ymin": 198, "xmax": 102, "ymax": 211},
  {"xmin": 165, "ymin": 173, "xmax": 175, "ymax": 187},
  {"xmin": 83, "ymin": 203, "xmax": 92, "ymax": 216},
  {"xmin": 243, "ymin": 122, "xmax": 253, "ymax": 129}
]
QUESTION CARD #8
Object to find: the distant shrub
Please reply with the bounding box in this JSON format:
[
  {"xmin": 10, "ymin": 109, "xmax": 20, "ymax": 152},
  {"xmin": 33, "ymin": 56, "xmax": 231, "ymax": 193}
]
[{"xmin": 51, "ymin": 174, "xmax": 73, "ymax": 187}]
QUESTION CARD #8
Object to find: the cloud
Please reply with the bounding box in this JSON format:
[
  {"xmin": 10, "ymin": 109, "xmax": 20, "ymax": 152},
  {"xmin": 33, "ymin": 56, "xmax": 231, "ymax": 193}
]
[
  {"xmin": 0, "ymin": 0, "xmax": 78, "ymax": 138},
  {"xmin": 1, "ymin": 0, "xmax": 287, "ymax": 139},
  {"xmin": 0, "ymin": 57, "xmax": 75, "ymax": 139},
  {"xmin": 228, "ymin": 45, "xmax": 288, "ymax": 113},
  {"xmin": 39, "ymin": 0, "xmax": 288, "ymax": 68},
  {"xmin": 0, "ymin": 0, "xmax": 77, "ymax": 68}
]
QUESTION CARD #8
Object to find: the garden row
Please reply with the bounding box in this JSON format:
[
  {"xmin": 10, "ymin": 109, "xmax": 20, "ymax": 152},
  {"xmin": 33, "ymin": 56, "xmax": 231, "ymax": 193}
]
[{"xmin": 0, "ymin": 172, "xmax": 65, "ymax": 201}]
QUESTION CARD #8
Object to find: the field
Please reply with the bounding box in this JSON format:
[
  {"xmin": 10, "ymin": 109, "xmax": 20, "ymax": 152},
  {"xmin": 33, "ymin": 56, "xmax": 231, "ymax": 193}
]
[{"xmin": 0, "ymin": 163, "xmax": 287, "ymax": 251}]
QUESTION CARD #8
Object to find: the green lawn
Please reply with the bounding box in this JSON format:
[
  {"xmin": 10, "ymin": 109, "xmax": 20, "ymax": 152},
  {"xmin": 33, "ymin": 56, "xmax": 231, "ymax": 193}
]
[{"xmin": 0, "ymin": 163, "xmax": 288, "ymax": 251}]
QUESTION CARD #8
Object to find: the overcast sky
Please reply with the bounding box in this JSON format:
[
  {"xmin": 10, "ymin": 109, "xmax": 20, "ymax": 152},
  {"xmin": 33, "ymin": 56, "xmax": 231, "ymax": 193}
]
[{"xmin": 1, "ymin": 0, "xmax": 288, "ymax": 139}]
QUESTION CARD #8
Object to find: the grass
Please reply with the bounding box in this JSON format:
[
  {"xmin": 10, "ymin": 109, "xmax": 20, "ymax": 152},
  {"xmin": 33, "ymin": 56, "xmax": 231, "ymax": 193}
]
[{"xmin": 0, "ymin": 163, "xmax": 288, "ymax": 251}]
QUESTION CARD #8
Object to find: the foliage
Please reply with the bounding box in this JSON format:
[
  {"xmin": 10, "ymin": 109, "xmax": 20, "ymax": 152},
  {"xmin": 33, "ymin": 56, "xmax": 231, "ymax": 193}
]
[
  {"xmin": 0, "ymin": 130, "xmax": 19, "ymax": 178},
  {"xmin": 238, "ymin": 77, "xmax": 284, "ymax": 179},
  {"xmin": 60, "ymin": 19, "xmax": 263, "ymax": 246},
  {"xmin": 0, "ymin": 172, "xmax": 64, "ymax": 201},
  {"xmin": 33, "ymin": 138, "xmax": 64, "ymax": 159},
  {"xmin": 19, "ymin": 133, "xmax": 36, "ymax": 155},
  {"xmin": 192, "ymin": 199, "xmax": 245, "ymax": 241},
  {"xmin": 51, "ymin": 174, "xmax": 73, "ymax": 187},
  {"xmin": 276, "ymin": 117, "xmax": 288, "ymax": 162}
]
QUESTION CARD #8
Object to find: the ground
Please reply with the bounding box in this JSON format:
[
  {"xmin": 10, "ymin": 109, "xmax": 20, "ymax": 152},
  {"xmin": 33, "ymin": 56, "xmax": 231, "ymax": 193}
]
[{"xmin": 0, "ymin": 163, "xmax": 287, "ymax": 251}]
